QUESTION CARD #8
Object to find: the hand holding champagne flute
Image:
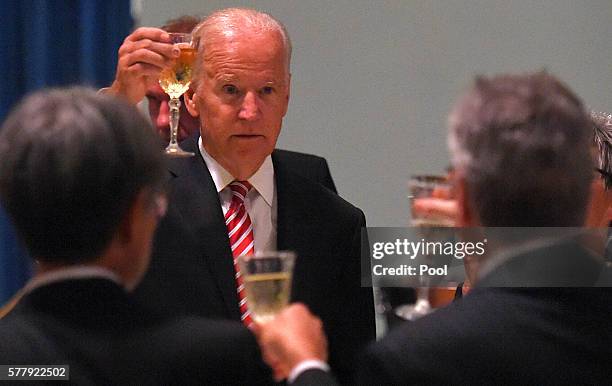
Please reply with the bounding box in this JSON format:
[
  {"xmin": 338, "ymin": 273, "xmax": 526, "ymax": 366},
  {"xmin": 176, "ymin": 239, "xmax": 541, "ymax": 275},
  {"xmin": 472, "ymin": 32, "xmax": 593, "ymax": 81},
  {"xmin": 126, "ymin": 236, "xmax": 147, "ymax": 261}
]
[{"xmin": 159, "ymin": 32, "xmax": 196, "ymax": 157}]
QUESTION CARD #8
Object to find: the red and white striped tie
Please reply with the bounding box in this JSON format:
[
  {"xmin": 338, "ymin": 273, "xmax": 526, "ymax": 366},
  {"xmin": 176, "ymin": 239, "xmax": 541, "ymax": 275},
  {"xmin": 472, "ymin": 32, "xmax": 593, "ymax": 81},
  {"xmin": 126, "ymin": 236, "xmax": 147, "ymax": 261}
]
[{"xmin": 225, "ymin": 180, "xmax": 255, "ymax": 326}]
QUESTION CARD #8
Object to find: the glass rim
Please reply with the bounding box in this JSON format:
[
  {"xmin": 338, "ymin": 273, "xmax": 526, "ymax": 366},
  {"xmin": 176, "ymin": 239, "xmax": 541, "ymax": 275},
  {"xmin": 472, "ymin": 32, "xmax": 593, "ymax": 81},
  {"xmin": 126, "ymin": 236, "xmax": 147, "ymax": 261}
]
[
  {"xmin": 409, "ymin": 175, "xmax": 448, "ymax": 183},
  {"xmin": 237, "ymin": 250, "xmax": 297, "ymax": 263},
  {"xmin": 254, "ymin": 250, "xmax": 296, "ymax": 259}
]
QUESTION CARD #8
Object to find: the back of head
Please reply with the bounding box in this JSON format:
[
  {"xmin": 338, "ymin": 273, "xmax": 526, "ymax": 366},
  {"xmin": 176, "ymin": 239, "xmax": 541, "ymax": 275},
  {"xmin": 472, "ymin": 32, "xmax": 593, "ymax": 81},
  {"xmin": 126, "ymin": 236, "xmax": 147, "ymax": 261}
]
[
  {"xmin": 448, "ymin": 72, "xmax": 592, "ymax": 226},
  {"xmin": 0, "ymin": 87, "xmax": 166, "ymax": 263}
]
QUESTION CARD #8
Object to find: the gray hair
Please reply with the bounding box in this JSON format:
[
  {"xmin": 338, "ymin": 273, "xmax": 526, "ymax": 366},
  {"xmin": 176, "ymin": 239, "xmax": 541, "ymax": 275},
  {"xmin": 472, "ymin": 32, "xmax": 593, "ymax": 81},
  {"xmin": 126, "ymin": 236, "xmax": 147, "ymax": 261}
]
[
  {"xmin": 0, "ymin": 87, "xmax": 166, "ymax": 263},
  {"xmin": 191, "ymin": 8, "xmax": 292, "ymax": 87},
  {"xmin": 592, "ymin": 111, "xmax": 612, "ymax": 189},
  {"xmin": 447, "ymin": 72, "xmax": 592, "ymax": 226}
]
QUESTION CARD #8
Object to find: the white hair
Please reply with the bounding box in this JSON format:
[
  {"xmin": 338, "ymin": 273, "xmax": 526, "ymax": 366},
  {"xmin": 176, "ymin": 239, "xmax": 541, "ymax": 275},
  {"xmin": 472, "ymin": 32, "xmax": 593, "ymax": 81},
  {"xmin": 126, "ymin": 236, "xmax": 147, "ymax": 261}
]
[{"xmin": 191, "ymin": 8, "xmax": 292, "ymax": 87}]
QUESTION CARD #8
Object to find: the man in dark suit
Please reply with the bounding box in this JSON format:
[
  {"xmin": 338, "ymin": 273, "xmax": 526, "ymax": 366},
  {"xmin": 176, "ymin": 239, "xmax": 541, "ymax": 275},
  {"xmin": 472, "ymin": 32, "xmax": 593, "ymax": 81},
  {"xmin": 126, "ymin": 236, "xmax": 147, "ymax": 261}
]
[
  {"xmin": 129, "ymin": 7, "xmax": 373, "ymax": 383},
  {"xmin": 103, "ymin": 16, "xmax": 337, "ymax": 194},
  {"xmin": 0, "ymin": 88, "xmax": 272, "ymax": 385},
  {"xmin": 257, "ymin": 72, "xmax": 611, "ymax": 385}
]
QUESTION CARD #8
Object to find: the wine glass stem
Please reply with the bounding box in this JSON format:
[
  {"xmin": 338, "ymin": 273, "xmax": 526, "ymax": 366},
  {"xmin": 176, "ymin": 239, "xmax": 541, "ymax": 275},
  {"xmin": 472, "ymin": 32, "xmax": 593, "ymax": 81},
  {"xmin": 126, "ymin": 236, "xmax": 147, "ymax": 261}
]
[
  {"xmin": 169, "ymin": 97, "xmax": 181, "ymax": 145},
  {"xmin": 416, "ymin": 273, "xmax": 430, "ymax": 302}
]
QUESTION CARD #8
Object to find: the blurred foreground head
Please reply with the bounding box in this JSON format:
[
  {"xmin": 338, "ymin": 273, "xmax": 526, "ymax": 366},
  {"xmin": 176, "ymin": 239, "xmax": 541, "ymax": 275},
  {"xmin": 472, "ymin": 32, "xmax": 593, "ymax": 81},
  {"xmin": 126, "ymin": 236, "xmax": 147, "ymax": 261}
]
[
  {"xmin": 0, "ymin": 88, "xmax": 166, "ymax": 288},
  {"xmin": 448, "ymin": 71, "xmax": 592, "ymax": 227}
]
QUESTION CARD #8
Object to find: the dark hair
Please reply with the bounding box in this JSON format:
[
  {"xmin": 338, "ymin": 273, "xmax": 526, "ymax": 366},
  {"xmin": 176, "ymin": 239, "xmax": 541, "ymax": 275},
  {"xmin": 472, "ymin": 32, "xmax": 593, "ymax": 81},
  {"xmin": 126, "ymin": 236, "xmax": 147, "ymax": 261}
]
[
  {"xmin": 0, "ymin": 87, "xmax": 166, "ymax": 263},
  {"xmin": 161, "ymin": 15, "xmax": 200, "ymax": 33},
  {"xmin": 448, "ymin": 72, "xmax": 592, "ymax": 226},
  {"xmin": 592, "ymin": 111, "xmax": 612, "ymax": 189}
]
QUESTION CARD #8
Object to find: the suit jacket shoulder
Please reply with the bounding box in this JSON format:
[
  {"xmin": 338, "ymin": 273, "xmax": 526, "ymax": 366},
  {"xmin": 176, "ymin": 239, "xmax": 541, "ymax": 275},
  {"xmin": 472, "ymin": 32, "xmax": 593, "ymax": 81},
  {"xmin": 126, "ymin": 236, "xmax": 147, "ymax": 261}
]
[
  {"xmin": 274, "ymin": 149, "xmax": 337, "ymax": 193},
  {"xmin": 357, "ymin": 286, "xmax": 612, "ymax": 385},
  {"xmin": 0, "ymin": 279, "xmax": 273, "ymax": 385}
]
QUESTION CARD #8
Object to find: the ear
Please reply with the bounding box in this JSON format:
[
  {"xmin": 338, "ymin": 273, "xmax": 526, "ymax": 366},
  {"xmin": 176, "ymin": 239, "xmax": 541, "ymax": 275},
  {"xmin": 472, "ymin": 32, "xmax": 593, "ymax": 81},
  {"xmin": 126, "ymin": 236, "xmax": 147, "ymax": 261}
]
[
  {"xmin": 115, "ymin": 190, "xmax": 149, "ymax": 245},
  {"xmin": 184, "ymin": 88, "xmax": 200, "ymax": 118}
]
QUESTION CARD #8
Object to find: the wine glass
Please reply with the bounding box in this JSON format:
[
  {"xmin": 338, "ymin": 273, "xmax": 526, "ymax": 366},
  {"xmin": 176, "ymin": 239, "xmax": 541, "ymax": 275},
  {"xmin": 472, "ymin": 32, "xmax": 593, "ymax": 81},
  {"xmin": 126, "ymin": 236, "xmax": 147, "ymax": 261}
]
[
  {"xmin": 237, "ymin": 251, "xmax": 296, "ymax": 323},
  {"xmin": 159, "ymin": 33, "xmax": 196, "ymax": 157},
  {"xmin": 395, "ymin": 175, "xmax": 455, "ymax": 321}
]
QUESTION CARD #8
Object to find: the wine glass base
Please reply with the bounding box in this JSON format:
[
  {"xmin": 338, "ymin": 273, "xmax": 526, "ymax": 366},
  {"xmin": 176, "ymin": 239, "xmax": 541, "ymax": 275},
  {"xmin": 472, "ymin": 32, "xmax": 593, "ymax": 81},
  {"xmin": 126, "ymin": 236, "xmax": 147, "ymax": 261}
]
[
  {"xmin": 165, "ymin": 145, "xmax": 195, "ymax": 158},
  {"xmin": 394, "ymin": 299, "xmax": 432, "ymax": 321}
]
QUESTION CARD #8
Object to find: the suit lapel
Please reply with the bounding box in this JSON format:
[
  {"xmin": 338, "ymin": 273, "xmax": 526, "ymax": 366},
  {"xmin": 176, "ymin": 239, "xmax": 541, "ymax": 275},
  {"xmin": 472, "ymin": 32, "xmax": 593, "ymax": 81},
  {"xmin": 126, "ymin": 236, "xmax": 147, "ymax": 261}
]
[{"xmin": 168, "ymin": 137, "xmax": 241, "ymax": 320}]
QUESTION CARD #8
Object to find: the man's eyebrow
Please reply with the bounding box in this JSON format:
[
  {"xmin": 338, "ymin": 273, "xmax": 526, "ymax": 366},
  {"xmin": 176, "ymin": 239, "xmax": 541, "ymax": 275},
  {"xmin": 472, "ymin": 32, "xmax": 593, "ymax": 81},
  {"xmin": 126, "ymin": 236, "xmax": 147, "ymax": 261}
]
[{"xmin": 216, "ymin": 74, "xmax": 238, "ymax": 82}]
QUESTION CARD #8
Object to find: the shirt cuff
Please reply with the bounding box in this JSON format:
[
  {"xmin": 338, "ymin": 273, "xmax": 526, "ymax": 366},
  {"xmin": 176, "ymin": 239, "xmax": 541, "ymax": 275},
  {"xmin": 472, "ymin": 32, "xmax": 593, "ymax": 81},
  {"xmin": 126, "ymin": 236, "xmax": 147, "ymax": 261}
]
[{"xmin": 288, "ymin": 359, "xmax": 330, "ymax": 384}]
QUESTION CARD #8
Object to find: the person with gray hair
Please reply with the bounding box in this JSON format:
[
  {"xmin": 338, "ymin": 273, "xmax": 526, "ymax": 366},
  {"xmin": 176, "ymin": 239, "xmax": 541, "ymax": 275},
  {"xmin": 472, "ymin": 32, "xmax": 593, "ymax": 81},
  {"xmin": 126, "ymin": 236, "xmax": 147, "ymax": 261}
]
[
  {"xmin": 254, "ymin": 72, "xmax": 611, "ymax": 385},
  {"xmin": 0, "ymin": 87, "xmax": 273, "ymax": 385},
  {"xmin": 104, "ymin": 12, "xmax": 337, "ymax": 193},
  {"xmin": 126, "ymin": 8, "xmax": 372, "ymax": 384}
]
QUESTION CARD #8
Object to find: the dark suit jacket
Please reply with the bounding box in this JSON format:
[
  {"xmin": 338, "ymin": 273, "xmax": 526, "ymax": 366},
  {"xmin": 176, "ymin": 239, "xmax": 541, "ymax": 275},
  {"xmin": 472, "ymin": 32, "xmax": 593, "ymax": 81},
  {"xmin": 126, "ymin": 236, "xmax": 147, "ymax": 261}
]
[
  {"xmin": 295, "ymin": 241, "xmax": 612, "ymax": 386},
  {"xmin": 133, "ymin": 137, "xmax": 375, "ymax": 384},
  {"xmin": 0, "ymin": 278, "xmax": 272, "ymax": 385},
  {"xmin": 354, "ymin": 242, "xmax": 612, "ymax": 385}
]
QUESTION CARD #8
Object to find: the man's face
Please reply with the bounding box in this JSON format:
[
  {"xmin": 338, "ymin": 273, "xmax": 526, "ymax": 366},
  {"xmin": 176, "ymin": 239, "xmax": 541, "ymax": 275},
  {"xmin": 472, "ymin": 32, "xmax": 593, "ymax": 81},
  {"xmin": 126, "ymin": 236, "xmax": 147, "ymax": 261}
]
[
  {"xmin": 146, "ymin": 84, "xmax": 200, "ymax": 142},
  {"xmin": 185, "ymin": 30, "xmax": 290, "ymax": 178}
]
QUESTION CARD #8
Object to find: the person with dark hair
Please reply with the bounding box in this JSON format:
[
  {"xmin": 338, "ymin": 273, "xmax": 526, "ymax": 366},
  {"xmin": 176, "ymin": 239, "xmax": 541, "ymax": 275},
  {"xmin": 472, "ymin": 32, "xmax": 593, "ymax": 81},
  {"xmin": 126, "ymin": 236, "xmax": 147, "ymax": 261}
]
[
  {"xmin": 101, "ymin": 15, "xmax": 201, "ymax": 142},
  {"xmin": 256, "ymin": 72, "xmax": 611, "ymax": 385},
  {"xmin": 0, "ymin": 87, "xmax": 272, "ymax": 385}
]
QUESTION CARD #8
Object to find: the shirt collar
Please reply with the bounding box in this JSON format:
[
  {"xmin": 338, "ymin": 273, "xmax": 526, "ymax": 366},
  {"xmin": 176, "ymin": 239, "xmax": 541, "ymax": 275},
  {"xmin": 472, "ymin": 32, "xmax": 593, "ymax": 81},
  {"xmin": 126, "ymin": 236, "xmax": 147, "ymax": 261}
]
[
  {"xmin": 22, "ymin": 266, "xmax": 122, "ymax": 295},
  {"xmin": 198, "ymin": 137, "xmax": 274, "ymax": 207}
]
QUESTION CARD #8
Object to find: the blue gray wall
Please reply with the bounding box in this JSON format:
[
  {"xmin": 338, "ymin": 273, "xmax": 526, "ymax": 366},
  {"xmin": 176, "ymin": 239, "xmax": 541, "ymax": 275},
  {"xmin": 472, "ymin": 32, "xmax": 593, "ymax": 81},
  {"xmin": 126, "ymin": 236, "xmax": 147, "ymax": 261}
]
[{"xmin": 136, "ymin": 0, "xmax": 612, "ymax": 226}]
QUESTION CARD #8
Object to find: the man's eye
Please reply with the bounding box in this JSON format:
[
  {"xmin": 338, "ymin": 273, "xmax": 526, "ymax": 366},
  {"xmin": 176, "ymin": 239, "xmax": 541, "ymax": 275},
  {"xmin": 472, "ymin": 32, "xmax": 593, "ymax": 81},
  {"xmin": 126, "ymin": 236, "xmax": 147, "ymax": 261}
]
[
  {"xmin": 261, "ymin": 86, "xmax": 274, "ymax": 95},
  {"xmin": 223, "ymin": 85, "xmax": 238, "ymax": 94}
]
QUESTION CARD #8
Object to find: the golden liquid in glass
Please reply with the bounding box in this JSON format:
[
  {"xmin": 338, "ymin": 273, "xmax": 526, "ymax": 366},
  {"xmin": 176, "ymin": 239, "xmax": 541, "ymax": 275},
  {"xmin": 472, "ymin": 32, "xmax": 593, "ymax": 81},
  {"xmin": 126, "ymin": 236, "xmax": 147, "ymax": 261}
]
[
  {"xmin": 159, "ymin": 45, "xmax": 195, "ymax": 99},
  {"xmin": 243, "ymin": 272, "xmax": 292, "ymax": 323}
]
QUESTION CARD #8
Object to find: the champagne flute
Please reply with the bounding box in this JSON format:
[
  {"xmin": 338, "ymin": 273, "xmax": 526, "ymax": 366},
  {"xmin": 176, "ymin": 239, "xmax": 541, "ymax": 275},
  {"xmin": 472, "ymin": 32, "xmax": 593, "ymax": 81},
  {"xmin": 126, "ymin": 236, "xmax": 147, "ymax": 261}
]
[
  {"xmin": 159, "ymin": 33, "xmax": 195, "ymax": 157},
  {"xmin": 237, "ymin": 251, "xmax": 296, "ymax": 323},
  {"xmin": 395, "ymin": 175, "xmax": 454, "ymax": 321}
]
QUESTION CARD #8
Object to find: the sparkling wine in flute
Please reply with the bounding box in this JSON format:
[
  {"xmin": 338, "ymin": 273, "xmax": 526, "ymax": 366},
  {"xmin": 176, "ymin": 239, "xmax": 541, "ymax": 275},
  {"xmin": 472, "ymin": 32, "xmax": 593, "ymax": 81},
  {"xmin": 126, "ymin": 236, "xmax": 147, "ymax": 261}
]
[
  {"xmin": 159, "ymin": 45, "xmax": 196, "ymax": 99},
  {"xmin": 243, "ymin": 271, "xmax": 292, "ymax": 323},
  {"xmin": 159, "ymin": 33, "xmax": 195, "ymax": 158},
  {"xmin": 237, "ymin": 251, "xmax": 296, "ymax": 323}
]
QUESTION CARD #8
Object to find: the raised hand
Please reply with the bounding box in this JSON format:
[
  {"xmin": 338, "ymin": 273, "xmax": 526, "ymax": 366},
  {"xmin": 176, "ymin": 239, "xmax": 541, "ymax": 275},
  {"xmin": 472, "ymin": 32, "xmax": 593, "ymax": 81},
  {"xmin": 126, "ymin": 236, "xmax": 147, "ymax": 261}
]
[{"xmin": 108, "ymin": 27, "xmax": 178, "ymax": 104}]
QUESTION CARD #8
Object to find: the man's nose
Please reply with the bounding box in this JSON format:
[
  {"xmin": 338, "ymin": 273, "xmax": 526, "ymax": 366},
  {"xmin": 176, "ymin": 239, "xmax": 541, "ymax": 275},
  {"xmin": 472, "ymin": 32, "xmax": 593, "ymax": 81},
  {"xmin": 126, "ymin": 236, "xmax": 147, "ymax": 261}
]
[
  {"xmin": 238, "ymin": 92, "xmax": 260, "ymax": 121},
  {"xmin": 156, "ymin": 101, "xmax": 170, "ymax": 129}
]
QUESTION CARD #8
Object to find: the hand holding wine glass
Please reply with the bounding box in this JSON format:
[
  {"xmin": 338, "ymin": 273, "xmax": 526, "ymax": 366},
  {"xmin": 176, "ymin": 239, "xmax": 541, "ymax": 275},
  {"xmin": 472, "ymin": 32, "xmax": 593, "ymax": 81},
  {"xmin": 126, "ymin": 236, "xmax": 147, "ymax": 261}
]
[
  {"xmin": 109, "ymin": 27, "xmax": 177, "ymax": 105},
  {"xmin": 395, "ymin": 175, "xmax": 456, "ymax": 321}
]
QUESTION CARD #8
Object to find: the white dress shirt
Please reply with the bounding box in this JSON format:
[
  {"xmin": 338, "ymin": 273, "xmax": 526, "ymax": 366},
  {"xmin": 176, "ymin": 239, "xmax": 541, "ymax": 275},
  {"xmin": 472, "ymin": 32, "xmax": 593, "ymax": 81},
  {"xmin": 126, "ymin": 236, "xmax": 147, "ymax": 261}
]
[
  {"xmin": 199, "ymin": 138, "xmax": 329, "ymax": 382},
  {"xmin": 198, "ymin": 137, "xmax": 277, "ymax": 253}
]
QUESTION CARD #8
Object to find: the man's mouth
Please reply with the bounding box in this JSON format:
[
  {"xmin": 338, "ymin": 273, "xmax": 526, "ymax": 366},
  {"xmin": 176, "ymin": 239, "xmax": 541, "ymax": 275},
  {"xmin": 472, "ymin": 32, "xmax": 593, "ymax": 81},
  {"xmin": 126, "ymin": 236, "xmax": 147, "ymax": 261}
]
[{"xmin": 233, "ymin": 134, "xmax": 263, "ymax": 138}]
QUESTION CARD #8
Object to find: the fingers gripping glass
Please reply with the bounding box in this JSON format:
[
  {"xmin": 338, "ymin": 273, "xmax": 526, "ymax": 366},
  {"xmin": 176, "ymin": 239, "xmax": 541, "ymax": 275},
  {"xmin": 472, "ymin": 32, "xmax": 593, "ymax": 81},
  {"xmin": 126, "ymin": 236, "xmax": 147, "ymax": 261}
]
[{"xmin": 159, "ymin": 33, "xmax": 195, "ymax": 158}]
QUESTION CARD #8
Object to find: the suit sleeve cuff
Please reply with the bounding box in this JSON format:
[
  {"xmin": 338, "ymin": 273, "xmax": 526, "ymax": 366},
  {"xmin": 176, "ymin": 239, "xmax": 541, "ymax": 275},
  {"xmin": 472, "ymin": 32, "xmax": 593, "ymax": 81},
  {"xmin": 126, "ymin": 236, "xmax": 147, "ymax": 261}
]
[{"xmin": 288, "ymin": 359, "xmax": 330, "ymax": 384}]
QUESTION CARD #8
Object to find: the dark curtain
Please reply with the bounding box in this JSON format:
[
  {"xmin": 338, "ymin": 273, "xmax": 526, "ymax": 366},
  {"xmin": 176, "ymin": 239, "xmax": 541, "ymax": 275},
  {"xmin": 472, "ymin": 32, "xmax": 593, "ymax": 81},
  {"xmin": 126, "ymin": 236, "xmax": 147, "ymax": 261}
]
[{"xmin": 0, "ymin": 0, "xmax": 133, "ymax": 305}]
